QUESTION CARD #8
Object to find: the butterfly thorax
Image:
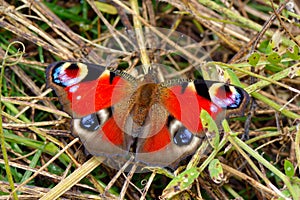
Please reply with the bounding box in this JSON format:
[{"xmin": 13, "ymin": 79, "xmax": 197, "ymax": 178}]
[{"xmin": 130, "ymin": 83, "xmax": 160, "ymax": 126}]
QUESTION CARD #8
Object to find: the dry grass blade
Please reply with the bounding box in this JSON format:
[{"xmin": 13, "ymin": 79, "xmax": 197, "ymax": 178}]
[{"xmin": 40, "ymin": 156, "xmax": 104, "ymax": 200}]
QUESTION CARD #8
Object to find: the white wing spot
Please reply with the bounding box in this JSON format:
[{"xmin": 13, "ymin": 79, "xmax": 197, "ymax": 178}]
[
  {"xmin": 69, "ymin": 85, "xmax": 79, "ymax": 93},
  {"xmin": 210, "ymin": 105, "xmax": 218, "ymax": 113}
]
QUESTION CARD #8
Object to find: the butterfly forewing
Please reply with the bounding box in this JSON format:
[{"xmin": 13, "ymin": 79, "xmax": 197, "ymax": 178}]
[{"xmin": 47, "ymin": 61, "xmax": 133, "ymax": 118}]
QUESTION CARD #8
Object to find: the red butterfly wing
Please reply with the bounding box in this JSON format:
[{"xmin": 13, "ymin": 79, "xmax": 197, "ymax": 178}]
[
  {"xmin": 46, "ymin": 61, "xmax": 133, "ymax": 118},
  {"xmin": 135, "ymin": 80, "xmax": 249, "ymax": 167},
  {"xmin": 47, "ymin": 62, "xmax": 135, "ymax": 163},
  {"xmin": 160, "ymin": 80, "xmax": 249, "ymax": 134},
  {"xmin": 136, "ymin": 121, "xmax": 202, "ymax": 167},
  {"xmin": 72, "ymin": 111, "xmax": 132, "ymax": 168}
]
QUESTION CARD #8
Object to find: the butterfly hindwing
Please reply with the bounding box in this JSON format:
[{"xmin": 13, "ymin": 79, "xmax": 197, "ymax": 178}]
[
  {"xmin": 136, "ymin": 119, "xmax": 203, "ymax": 167},
  {"xmin": 72, "ymin": 110, "xmax": 132, "ymax": 158}
]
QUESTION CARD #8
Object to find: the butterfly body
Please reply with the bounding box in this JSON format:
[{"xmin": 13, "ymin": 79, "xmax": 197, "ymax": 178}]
[{"xmin": 47, "ymin": 61, "xmax": 249, "ymax": 167}]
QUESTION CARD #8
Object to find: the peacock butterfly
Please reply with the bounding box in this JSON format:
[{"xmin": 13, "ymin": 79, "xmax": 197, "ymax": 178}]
[{"xmin": 46, "ymin": 61, "xmax": 249, "ymax": 168}]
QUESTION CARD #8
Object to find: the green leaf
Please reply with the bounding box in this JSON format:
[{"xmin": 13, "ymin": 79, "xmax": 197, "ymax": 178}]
[
  {"xmin": 144, "ymin": 167, "xmax": 175, "ymax": 178},
  {"xmin": 286, "ymin": 45, "xmax": 300, "ymax": 60},
  {"xmin": 162, "ymin": 168, "xmax": 200, "ymax": 199},
  {"xmin": 265, "ymin": 64, "xmax": 284, "ymax": 73},
  {"xmin": 20, "ymin": 147, "xmax": 44, "ymax": 183},
  {"xmin": 4, "ymin": 130, "xmax": 70, "ymax": 166},
  {"xmin": 224, "ymin": 69, "xmax": 242, "ymax": 86},
  {"xmin": 278, "ymin": 189, "xmax": 291, "ymax": 200},
  {"xmin": 44, "ymin": 2, "xmax": 90, "ymax": 23},
  {"xmin": 200, "ymin": 110, "xmax": 219, "ymax": 148},
  {"xmin": 258, "ymin": 40, "xmax": 272, "ymax": 54},
  {"xmin": 266, "ymin": 52, "xmax": 282, "ymax": 65},
  {"xmin": 284, "ymin": 160, "xmax": 294, "ymax": 178},
  {"xmin": 47, "ymin": 163, "xmax": 65, "ymax": 175},
  {"xmin": 248, "ymin": 52, "xmax": 261, "ymax": 66},
  {"xmin": 208, "ymin": 159, "xmax": 224, "ymax": 184},
  {"xmin": 94, "ymin": 2, "xmax": 118, "ymax": 15}
]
